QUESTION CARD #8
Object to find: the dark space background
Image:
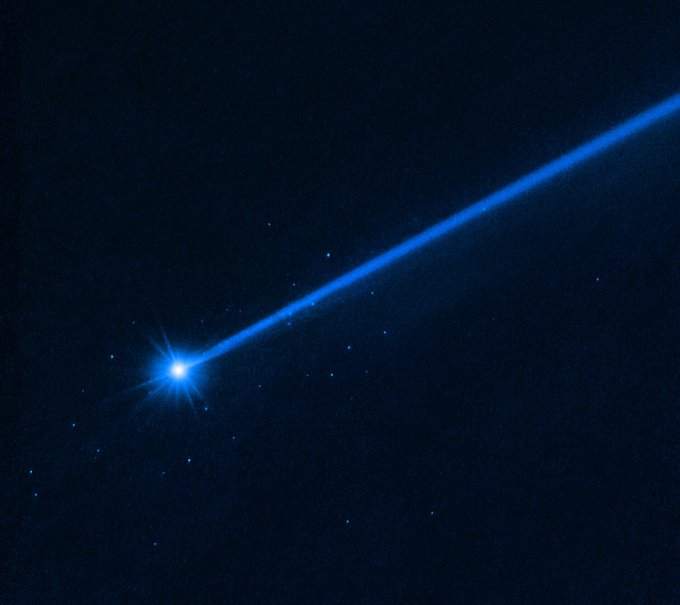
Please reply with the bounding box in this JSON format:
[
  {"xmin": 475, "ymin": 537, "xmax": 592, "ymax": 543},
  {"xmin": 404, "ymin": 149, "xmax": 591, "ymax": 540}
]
[{"xmin": 3, "ymin": 1, "xmax": 680, "ymax": 602}]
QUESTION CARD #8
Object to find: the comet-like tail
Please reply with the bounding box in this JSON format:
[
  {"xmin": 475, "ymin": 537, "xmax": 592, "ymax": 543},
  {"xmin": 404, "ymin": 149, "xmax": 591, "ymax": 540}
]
[{"xmin": 191, "ymin": 92, "xmax": 680, "ymax": 367}]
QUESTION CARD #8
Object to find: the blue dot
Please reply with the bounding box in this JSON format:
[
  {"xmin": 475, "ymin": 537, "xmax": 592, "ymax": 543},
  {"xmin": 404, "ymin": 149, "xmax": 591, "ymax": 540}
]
[{"xmin": 325, "ymin": 252, "xmax": 331, "ymax": 258}]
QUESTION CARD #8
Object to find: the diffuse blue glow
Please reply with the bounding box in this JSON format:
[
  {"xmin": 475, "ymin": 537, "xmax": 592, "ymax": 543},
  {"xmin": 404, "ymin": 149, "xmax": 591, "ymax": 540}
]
[
  {"xmin": 141, "ymin": 336, "xmax": 204, "ymax": 402},
  {"xmin": 170, "ymin": 361, "xmax": 188, "ymax": 379},
  {"xmin": 190, "ymin": 92, "xmax": 680, "ymax": 367}
]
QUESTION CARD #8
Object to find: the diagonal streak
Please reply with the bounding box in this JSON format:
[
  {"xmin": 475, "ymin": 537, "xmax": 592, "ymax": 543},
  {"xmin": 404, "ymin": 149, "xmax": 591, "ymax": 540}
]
[{"xmin": 191, "ymin": 92, "xmax": 680, "ymax": 366}]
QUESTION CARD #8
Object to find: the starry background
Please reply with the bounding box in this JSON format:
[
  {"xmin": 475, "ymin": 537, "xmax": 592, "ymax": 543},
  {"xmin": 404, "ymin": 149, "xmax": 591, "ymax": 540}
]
[{"xmin": 4, "ymin": 1, "xmax": 680, "ymax": 603}]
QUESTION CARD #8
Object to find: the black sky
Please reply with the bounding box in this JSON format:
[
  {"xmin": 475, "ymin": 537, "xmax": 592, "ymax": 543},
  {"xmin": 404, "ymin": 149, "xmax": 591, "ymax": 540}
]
[{"xmin": 4, "ymin": 2, "xmax": 680, "ymax": 603}]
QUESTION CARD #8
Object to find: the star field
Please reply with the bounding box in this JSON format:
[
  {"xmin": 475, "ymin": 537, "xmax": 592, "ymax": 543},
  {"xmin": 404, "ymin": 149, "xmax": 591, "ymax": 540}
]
[{"xmin": 6, "ymin": 2, "xmax": 680, "ymax": 603}]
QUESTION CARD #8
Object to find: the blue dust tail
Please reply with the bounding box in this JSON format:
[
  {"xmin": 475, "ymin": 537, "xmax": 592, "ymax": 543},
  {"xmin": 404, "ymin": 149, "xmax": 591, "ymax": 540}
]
[{"xmin": 191, "ymin": 92, "xmax": 680, "ymax": 366}]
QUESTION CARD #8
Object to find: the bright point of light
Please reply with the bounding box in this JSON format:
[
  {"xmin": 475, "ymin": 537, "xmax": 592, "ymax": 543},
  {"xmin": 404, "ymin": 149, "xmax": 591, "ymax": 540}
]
[
  {"xmin": 138, "ymin": 341, "xmax": 203, "ymax": 403},
  {"xmin": 170, "ymin": 361, "xmax": 187, "ymax": 379}
]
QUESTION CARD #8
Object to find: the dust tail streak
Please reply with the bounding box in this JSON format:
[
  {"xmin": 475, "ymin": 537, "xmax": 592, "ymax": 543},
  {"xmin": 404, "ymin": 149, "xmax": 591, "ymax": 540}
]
[{"xmin": 190, "ymin": 92, "xmax": 680, "ymax": 367}]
